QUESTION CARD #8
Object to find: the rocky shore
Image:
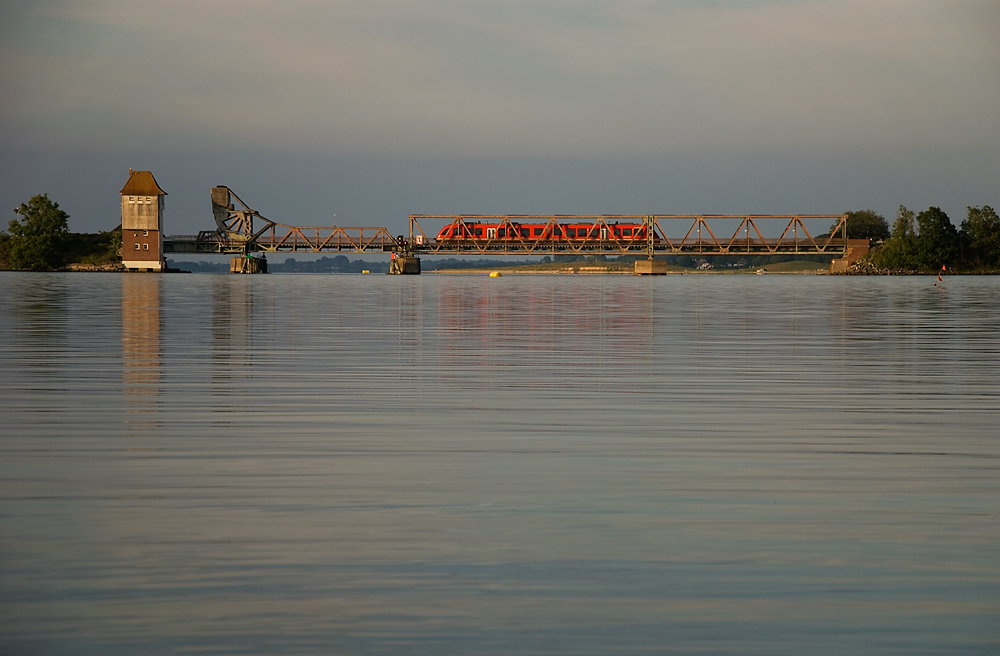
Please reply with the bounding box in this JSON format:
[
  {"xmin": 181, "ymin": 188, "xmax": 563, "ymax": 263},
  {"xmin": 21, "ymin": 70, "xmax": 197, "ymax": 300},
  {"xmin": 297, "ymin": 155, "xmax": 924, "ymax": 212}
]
[{"xmin": 832, "ymin": 260, "xmax": 996, "ymax": 275}]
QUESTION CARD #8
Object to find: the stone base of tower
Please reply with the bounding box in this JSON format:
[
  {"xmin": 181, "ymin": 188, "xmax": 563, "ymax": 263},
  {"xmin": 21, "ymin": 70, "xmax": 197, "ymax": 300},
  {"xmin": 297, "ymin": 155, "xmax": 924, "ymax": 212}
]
[{"xmin": 122, "ymin": 259, "xmax": 164, "ymax": 272}]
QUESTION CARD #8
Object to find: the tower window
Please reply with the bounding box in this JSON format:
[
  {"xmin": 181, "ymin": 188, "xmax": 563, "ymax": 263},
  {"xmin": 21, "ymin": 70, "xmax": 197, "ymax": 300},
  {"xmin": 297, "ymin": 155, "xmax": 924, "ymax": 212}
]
[
  {"xmin": 129, "ymin": 196, "xmax": 135, "ymax": 204},
  {"xmin": 143, "ymin": 244, "xmax": 148, "ymax": 250},
  {"xmin": 134, "ymin": 243, "xmax": 140, "ymax": 250},
  {"xmin": 143, "ymin": 231, "xmax": 148, "ymax": 236}
]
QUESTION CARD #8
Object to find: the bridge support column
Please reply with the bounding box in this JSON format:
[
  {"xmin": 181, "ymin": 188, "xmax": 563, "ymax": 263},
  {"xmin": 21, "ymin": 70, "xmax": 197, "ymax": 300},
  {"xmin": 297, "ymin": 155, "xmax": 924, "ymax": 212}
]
[
  {"xmin": 389, "ymin": 255, "xmax": 420, "ymax": 275},
  {"xmin": 634, "ymin": 259, "xmax": 669, "ymax": 275},
  {"xmin": 230, "ymin": 254, "xmax": 268, "ymax": 274}
]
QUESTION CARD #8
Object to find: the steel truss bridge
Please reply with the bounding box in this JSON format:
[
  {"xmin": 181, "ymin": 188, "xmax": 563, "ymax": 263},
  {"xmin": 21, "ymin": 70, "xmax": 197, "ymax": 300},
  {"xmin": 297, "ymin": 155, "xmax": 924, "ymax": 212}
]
[
  {"xmin": 164, "ymin": 187, "xmax": 399, "ymax": 256},
  {"xmin": 164, "ymin": 186, "xmax": 852, "ymax": 262},
  {"xmin": 409, "ymin": 214, "xmax": 850, "ymax": 257}
]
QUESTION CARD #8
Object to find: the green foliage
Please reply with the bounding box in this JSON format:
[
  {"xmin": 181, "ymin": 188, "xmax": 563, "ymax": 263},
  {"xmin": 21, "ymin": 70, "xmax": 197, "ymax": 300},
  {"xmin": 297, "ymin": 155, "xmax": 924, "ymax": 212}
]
[
  {"xmin": 835, "ymin": 210, "xmax": 890, "ymax": 241},
  {"xmin": 960, "ymin": 205, "xmax": 1000, "ymax": 268},
  {"xmin": 64, "ymin": 230, "xmax": 122, "ymax": 265},
  {"xmin": 915, "ymin": 207, "xmax": 959, "ymax": 268},
  {"xmin": 872, "ymin": 206, "xmax": 916, "ymax": 269},
  {"xmin": 269, "ymin": 256, "xmax": 389, "ymax": 273},
  {"xmin": 871, "ymin": 205, "xmax": 971, "ymax": 271},
  {"xmin": 109, "ymin": 229, "xmax": 122, "ymax": 258},
  {"xmin": 5, "ymin": 194, "xmax": 70, "ymax": 270},
  {"xmin": 0, "ymin": 233, "xmax": 10, "ymax": 268}
]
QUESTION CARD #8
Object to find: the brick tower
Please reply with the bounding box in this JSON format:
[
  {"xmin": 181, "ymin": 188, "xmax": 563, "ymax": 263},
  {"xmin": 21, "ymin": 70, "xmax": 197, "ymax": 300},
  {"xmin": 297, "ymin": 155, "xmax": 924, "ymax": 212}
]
[{"xmin": 120, "ymin": 170, "xmax": 167, "ymax": 271}]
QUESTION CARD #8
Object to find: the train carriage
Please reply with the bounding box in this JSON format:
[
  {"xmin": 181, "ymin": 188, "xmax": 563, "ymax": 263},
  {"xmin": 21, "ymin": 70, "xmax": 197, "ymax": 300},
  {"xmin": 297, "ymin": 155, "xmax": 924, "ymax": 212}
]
[{"xmin": 434, "ymin": 221, "xmax": 653, "ymax": 243}]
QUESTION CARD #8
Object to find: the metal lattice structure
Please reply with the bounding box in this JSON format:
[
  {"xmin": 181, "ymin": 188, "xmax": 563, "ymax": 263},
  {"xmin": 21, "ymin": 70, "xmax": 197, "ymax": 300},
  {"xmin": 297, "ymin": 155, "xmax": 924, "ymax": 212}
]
[
  {"xmin": 165, "ymin": 187, "xmax": 399, "ymax": 255},
  {"xmin": 409, "ymin": 214, "xmax": 849, "ymax": 257},
  {"xmin": 163, "ymin": 187, "xmax": 851, "ymax": 262}
]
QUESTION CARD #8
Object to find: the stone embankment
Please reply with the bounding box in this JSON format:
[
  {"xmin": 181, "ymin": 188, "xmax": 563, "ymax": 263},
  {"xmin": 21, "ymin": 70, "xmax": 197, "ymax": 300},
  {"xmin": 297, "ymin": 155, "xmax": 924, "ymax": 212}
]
[
  {"xmin": 65, "ymin": 263, "xmax": 124, "ymax": 272},
  {"xmin": 830, "ymin": 261, "xmax": 922, "ymax": 276}
]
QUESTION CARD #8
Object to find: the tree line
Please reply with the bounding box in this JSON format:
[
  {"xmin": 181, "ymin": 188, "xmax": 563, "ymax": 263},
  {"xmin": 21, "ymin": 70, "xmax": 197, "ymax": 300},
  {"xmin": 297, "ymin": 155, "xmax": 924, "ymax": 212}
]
[
  {"xmin": 840, "ymin": 206, "xmax": 1000, "ymax": 271},
  {"xmin": 0, "ymin": 194, "xmax": 119, "ymax": 270}
]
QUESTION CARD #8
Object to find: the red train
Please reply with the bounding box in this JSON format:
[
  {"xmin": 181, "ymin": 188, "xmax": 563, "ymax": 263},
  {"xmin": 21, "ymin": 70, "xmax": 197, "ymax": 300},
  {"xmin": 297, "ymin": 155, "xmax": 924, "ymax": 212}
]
[{"xmin": 434, "ymin": 221, "xmax": 651, "ymax": 242}]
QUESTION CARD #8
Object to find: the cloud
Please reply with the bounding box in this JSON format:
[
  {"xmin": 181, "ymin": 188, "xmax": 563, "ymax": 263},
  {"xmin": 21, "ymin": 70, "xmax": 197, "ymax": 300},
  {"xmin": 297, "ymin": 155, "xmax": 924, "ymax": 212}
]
[{"xmin": 1, "ymin": 0, "xmax": 998, "ymax": 159}]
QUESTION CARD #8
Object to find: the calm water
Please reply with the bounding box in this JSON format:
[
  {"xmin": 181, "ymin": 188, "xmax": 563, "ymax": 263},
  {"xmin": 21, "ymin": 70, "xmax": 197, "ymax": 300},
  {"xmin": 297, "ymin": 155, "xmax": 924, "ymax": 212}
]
[{"xmin": 1, "ymin": 271, "xmax": 998, "ymax": 655}]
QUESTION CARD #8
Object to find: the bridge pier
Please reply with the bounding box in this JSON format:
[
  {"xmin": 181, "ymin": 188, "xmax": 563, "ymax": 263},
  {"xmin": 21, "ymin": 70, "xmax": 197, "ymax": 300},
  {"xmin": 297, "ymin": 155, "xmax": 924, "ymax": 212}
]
[
  {"xmin": 389, "ymin": 255, "xmax": 420, "ymax": 275},
  {"xmin": 829, "ymin": 239, "xmax": 871, "ymax": 273},
  {"xmin": 634, "ymin": 259, "xmax": 669, "ymax": 275},
  {"xmin": 230, "ymin": 254, "xmax": 268, "ymax": 274}
]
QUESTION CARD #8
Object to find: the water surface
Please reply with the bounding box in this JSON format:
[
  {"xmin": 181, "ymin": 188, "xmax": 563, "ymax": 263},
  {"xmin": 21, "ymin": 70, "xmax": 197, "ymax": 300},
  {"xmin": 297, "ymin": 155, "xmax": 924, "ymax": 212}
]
[{"xmin": 1, "ymin": 272, "xmax": 998, "ymax": 654}]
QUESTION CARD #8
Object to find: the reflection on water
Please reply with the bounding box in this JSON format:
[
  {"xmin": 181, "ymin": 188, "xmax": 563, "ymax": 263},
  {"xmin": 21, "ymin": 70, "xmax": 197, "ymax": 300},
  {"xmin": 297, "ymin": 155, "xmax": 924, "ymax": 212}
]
[
  {"xmin": 122, "ymin": 275, "xmax": 160, "ymax": 436},
  {"xmin": 212, "ymin": 275, "xmax": 253, "ymax": 375},
  {"xmin": 1, "ymin": 272, "xmax": 998, "ymax": 656},
  {"xmin": 210, "ymin": 277, "xmax": 255, "ymax": 428}
]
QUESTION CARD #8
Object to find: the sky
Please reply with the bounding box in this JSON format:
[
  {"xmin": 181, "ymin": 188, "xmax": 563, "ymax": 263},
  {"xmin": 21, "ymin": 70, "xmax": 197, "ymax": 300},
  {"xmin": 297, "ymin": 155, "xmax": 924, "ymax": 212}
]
[{"xmin": 1, "ymin": 0, "xmax": 998, "ymax": 236}]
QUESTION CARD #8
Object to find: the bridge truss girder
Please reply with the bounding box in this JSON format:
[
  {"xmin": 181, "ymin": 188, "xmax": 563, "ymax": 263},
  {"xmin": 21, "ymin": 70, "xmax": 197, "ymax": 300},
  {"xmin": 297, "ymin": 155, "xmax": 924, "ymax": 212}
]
[
  {"xmin": 409, "ymin": 214, "xmax": 849, "ymax": 257},
  {"xmin": 185, "ymin": 186, "xmax": 400, "ymax": 255},
  {"xmin": 165, "ymin": 188, "xmax": 849, "ymax": 260}
]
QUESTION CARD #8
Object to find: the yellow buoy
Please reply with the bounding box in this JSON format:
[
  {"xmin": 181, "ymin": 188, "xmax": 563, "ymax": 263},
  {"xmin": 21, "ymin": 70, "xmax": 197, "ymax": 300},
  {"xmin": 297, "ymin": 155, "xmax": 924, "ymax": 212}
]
[
  {"xmin": 489, "ymin": 270, "xmax": 502, "ymax": 277},
  {"xmin": 362, "ymin": 270, "xmax": 370, "ymax": 274}
]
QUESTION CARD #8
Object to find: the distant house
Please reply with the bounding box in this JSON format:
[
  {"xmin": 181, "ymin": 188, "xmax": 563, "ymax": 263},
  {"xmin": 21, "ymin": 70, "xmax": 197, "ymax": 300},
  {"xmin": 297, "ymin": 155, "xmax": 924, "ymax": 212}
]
[{"xmin": 120, "ymin": 170, "xmax": 167, "ymax": 272}]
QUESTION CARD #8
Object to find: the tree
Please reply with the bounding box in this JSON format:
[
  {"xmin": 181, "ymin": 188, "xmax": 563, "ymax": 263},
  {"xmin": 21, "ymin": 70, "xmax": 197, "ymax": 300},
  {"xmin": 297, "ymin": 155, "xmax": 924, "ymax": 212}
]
[
  {"xmin": 834, "ymin": 210, "xmax": 890, "ymax": 241},
  {"xmin": 6, "ymin": 194, "xmax": 70, "ymax": 270},
  {"xmin": 873, "ymin": 206, "xmax": 917, "ymax": 269},
  {"xmin": 960, "ymin": 205, "xmax": 1000, "ymax": 268},
  {"xmin": 915, "ymin": 206, "xmax": 959, "ymax": 269}
]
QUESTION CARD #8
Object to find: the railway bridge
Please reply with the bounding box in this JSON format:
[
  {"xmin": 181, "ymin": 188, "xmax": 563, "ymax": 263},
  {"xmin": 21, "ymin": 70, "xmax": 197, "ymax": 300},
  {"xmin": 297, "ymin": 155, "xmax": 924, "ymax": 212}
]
[{"xmin": 163, "ymin": 186, "xmax": 861, "ymax": 274}]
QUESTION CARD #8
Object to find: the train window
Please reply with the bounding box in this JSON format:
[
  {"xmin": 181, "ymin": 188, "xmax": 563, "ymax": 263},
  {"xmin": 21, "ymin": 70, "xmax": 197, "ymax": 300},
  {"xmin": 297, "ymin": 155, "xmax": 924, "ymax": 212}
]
[
  {"xmin": 533, "ymin": 228, "xmax": 542, "ymax": 236},
  {"xmin": 475, "ymin": 228, "xmax": 483, "ymax": 237},
  {"xmin": 623, "ymin": 227, "xmax": 633, "ymax": 236}
]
